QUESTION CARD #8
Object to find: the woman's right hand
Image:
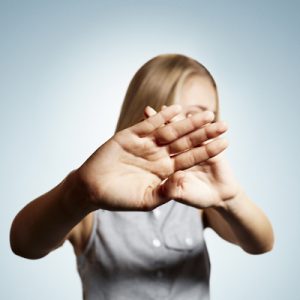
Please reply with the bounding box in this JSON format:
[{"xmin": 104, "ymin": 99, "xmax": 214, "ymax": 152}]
[{"xmin": 75, "ymin": 104, "xmax": 227, "ymax": 211}]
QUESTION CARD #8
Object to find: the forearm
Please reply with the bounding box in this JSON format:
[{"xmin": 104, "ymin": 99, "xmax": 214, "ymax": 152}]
[
  {"xmin": 213, "ymin": 186, "xmax": 275, "ymax": 254},
  {"xmin": 10, "ymin": 169, "xmax": 97, "ymax": 259}
]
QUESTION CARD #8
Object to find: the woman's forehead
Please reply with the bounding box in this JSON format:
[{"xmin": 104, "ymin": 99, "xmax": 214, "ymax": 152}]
[{"xmin": 179, "ymin": 76, "xmax": 217, "ymax": 112}]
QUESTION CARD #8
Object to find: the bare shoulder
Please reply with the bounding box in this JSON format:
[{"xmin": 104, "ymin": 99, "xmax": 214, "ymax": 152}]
[{"xmin": 66, "ymin": 212, "xmax": 95, "ymax": 256}]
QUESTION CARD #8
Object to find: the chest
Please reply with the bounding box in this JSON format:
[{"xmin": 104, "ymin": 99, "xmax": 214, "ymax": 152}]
[{"xmin": 91, "ymin": 201, "xmax": 206, "ymax": 272}]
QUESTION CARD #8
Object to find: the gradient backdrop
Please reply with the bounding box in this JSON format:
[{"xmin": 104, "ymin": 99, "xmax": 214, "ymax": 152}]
[{"xmin": 1, "ymin": 1, "xmax": 299, "ymax": 299}]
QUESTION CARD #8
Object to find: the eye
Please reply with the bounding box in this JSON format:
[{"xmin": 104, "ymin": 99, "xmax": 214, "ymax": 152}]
[{"xmin": 185, "ymin": 110, "xmax": 199, "ymax": 118}]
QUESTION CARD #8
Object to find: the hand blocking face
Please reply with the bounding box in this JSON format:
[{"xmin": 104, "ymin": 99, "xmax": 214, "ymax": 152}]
[
  {"xmin": 143, "ymin": 104, "xmax": 228, "ymax": 154},
  {"xmin": 76, "ymin": 104, "xmax": 228, "ymax": 211}
]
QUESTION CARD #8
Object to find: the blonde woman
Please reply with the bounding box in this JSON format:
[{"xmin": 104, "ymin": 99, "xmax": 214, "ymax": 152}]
[{"xmin": 10, "ymin": 54, "xmax": 274, "ymax": 300}]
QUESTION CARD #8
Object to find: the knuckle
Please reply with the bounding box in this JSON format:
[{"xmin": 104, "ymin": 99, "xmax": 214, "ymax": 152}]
[
  {"xmin": 143, "ymin": 118, "xmax": 156, "ymax": 132},
  {"xmin": 156, "ymin": 125, "xmax": 178, "ymax": 144},
  {"xmin": 200, "ymin": 144, "xmax": 210, "ymax": 160}
]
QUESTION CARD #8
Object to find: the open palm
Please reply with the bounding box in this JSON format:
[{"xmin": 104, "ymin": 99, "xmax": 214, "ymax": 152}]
[
  {"xmin": 145, "ymin": 107, "xmax": 240, "ymax": 209},
  {"xmin": 162, "ymin": 150, "xmax": 240, "ymax": 208},
  {"xmin": 76, "ymin": 105, "xmax": 228, "ymax": 211}
]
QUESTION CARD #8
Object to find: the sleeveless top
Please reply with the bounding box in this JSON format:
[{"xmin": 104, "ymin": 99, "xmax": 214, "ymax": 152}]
[{"xmin": 76, "ymin": 200, "xmax": 211, "ymax": 300}]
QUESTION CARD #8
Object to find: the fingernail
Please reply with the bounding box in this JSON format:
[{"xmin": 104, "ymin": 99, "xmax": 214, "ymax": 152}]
[
  {"xmin": 220, "ymin": 139, "xmax": 228, "ymax": 148},
  {"xmin": 204, "ymin": 110, "xmax": 214, "ymax": 121},
  {"xmin": 220, "ymin": 121, "xmax": 228, "ymax": 130}
]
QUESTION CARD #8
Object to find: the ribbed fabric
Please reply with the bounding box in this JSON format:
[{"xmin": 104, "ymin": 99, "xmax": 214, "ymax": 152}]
[{"xmin": 76, "ymin": 200, "xmax": 211, "ymax": 300}]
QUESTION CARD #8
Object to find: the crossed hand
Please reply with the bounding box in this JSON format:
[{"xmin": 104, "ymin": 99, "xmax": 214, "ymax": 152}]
[{"xmin": 77, "ymin": 104, "xmax": 239, "ymax": 211}]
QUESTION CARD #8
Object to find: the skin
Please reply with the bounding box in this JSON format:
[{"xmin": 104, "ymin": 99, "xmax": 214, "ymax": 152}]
[
  {"xmin": 10, "ymin": 104, "xmax": 227, "ymax": 258},
  {"xmin": 146, "ymin": 76, "xmax": 275, "ymax": 254},
  {"xmin": 153, "ymin": 76, "xmax": 240, "ymax": 208},
  {"xmin": 67, "ymin": 75, "xmax": 274, "ymax": 256},
  {"xmin": 10, "ymin": 76, "xmax": 274, "ymax": 258}
]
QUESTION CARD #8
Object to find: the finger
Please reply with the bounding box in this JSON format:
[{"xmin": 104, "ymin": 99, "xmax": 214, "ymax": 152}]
[
  {"xmin": 154, "ymin": 110, "xmax": 215, "ymax": 145},
  {"xmin": 144, "ymin": 106, "xmax": 157, "ymax": 118},
  {"xmin": 168, "ymin": 121, "xmax": 228, "ymax": 154},
  {"xmin": 144, "ymin": 106, "xmax": 178, "ymax": 128},
  {"xmin": 161, "ymin": 105, "xmax": 183, "ymax": 123},
  {"xmin": 131, "ymin": 104, "xmax": 182, "ymax": 136},
  {"xmin": 173, "ymin": 138, "xmax": 228, "ymax": 171},
  {"xmin": 158, "ymin": 171, "xmax": 185, "ymax": 200}
]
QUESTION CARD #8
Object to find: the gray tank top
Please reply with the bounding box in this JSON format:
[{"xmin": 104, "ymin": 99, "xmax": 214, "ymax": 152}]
[{"xmin": 76, "ymin": 200, "xmax": 211, "ymax": 300}]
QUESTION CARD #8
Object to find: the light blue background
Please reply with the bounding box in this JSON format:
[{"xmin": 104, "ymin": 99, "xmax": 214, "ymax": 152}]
[{"xmin": 1, "ymin": 1, "xmax": 299, "ymax": 299}]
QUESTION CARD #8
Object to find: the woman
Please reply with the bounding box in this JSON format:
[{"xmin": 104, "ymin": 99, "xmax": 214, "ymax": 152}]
[{"xmin": 10, "ymin": 53, "xmax": 274, "ymax": 300}]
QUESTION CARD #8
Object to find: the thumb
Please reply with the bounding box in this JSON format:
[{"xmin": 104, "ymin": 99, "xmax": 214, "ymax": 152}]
[{"xmin": 159, "ymin": 171, "xmax": 186, "ymax": 200}]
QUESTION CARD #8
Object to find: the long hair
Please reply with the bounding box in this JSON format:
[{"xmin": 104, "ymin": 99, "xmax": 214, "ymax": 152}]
[{"xmin": 115, "ymin": 53, "xmax": 219, "ymax": 133}]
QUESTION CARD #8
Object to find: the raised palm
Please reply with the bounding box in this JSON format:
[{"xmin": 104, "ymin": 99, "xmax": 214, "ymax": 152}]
[
  {"xmin": 162, "ymin": 151, "xmax": 240, "ymax": 209},
  {"xmin": 145, "ymin": 107, "xmax": 240, "ymax": 209},
  {"xmin": 76, "ymin": 105, "xmax": 228, "ymax": 211}
]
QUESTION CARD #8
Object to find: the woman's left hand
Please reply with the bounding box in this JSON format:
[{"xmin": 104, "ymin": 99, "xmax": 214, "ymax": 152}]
[
  {"xmin": 145, "ymin": 106, "xmax": 241, "ymax": 209},
  {"xmin": 162, "ymin": 150, "xmax": 241, "ymax": 208}
]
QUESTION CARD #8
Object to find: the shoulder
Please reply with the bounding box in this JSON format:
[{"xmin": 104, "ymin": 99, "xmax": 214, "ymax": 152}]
[{"xmin": 66, "ymin": 211, "xmax": 95, "ymax": 256}]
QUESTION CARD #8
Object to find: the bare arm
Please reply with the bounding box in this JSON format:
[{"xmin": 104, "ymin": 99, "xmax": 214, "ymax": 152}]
[
  {"xmin": 145, "ymin": 106, "xmax": 274, "ymax": 255},
  {"xmin": 10, "ymin": 106, "xmax": 224, "ymax": 259},
  {"xmin": 10, "ymin": 170, "xmax": 95, "ymax": 259},
  {"xmin": 202, "ymin": 208, "xmax": 240, "ymax": 245},
  {"xmin": 203, "ymin": 186, "xmax": 274, "ymax": 254}
]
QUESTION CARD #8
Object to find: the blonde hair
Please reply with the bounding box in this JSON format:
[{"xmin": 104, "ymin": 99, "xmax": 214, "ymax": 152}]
[{"xmin": 115, "ymin": 53, "xmax": 220, "ymax": 133}]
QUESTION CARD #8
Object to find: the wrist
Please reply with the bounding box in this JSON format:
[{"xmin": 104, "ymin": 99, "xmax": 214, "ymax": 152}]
[
  {"xmin": 60, "ymin": 169, "xmax": 99, "ymax": 219},
  {"xmin": 211, "ymin": 185, "xmax": 244, "ymax": 213}
]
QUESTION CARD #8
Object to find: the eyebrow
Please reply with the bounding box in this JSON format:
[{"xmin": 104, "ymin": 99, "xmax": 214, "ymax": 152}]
[{"xmin": 194, "ymin": 105, "xmax": 217, "ymax": 115}]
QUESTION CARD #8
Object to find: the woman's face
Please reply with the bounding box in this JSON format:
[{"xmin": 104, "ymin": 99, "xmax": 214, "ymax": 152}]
[{"xmin": 179, "ymin": 75, "xmax": 217, "ymax": 120}]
